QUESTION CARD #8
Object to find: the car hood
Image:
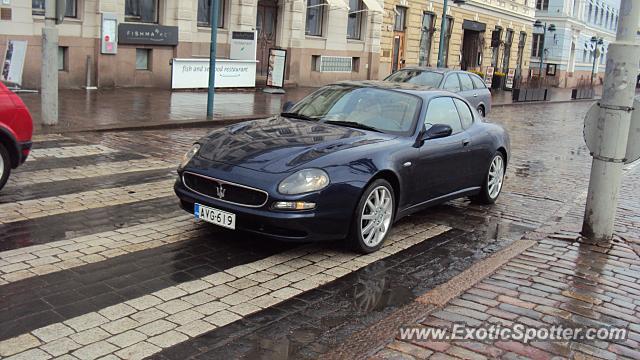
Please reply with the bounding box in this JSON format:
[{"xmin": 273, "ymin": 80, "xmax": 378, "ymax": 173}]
[{"xmin": 196, "ymin": 116, "xmax": 394, "ymax": 173}]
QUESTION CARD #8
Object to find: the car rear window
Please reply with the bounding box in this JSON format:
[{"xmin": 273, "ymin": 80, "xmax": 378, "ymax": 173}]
[{"xmin": 385, "ymin": 70, "xmax": 443, "ymax": 87}]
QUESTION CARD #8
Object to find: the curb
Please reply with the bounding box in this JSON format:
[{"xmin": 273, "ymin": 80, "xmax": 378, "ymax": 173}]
[{"xmin": 34, "ymin": 97, "xmax": 599, "ymax": 135}]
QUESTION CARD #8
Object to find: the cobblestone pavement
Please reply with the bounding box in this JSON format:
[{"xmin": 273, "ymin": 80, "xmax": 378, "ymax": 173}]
[{"xmin": 0, "ymin": 100, "xmax": 637, "ymax": 359}]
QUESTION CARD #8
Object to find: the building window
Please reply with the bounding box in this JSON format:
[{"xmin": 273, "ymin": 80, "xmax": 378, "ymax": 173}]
[
  {"xmin": 33, "ymin": 0, "xmax": 77, "ymax": 17},
  {"xmin": 312, "ymin": 55, "xmax": 321, "ymax": 71},
  {"xmin": 352, "ymin": 57, "xmax": 360, "ymax": 72},
  {"xmin": 531, "ymin": 33, "xmax": 543, "ymax": 58},
  {"xmin": 136, "ymin": 48, "xmax": 151, "ymax": 70},
  {"xmin": 516, "ymin": 31, "xmax": 527, "ymax": 70},
  {"xmin": 599, "ymin": 7, "xmax": 604, "ymax": 25},
  {"xmin": 582, "ymin": 49, "xmax": 587, "ymax": 62},
  {"xmin": 125, "ymin": 0, "xmax": 158, "ymax": 23},
  {"xmin": 306, "ymin": 0, "xmax": 325, "ymax": 36},
  {"xmin": 394, "ymin": 6, "xmax": 407, "ymax": 32},
  {"xmin": 418, "ymin": 12, "xmax": 435, "ymax": 67},
  {"xmin": 491, "ymin": 27, "xmax": 502, "ymax": 67},
  {"xmin": 443, "ymin": 16, "xmax": 454, "ymax": 67},
  {"xmin": 535, "ymin": 0, "xmax": 549, "ymax": 11},
  {"xmin": 197, "ymin": 0, "xmax": 225, "ymax": 28},
  {"xmin": 588, "ymin": 3, "xmax": 592, "ymax": 22},
  {"xmin": 58, "ymin": 47, "xmax": 68, "ymax": 71},
  {"xmin": 347, "ymin": 0, "xmax": 364, "ymax": 39},
  {"xmin": 605, "ymin": 9, "xmax": 609, "ymax": 28},
  {"xmin": 502, "ymin": 29, "xmax": 513, "ymax": 72}
]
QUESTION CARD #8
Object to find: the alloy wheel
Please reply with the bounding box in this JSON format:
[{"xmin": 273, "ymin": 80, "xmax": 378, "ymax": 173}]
[
  {"xmin": 360, "ymin": 186, "xmax": 393, "ymax": 247},
  {"xmin": 0, "ymin": 151, "xmax": 4, "ymax": 180},
  {"xmin": 488, "ymin": 155, "xmax": 504, "ymax": 199}
]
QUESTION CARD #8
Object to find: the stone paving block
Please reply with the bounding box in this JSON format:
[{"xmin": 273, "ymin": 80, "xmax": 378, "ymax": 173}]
[
  {"xmin": 126, "ymin": 295, "xmax": 163, "ymax": 311},
  {"xmin": 192, "ymin": 301, "xmax": 229, "ymax": 316},
  {"xmin": 40, "ymin": 337, "xmax": 81, "ymax": 357},
  {"xmin": 177, "ymin": 280, "xmax": 210, "ymax": 294},
  {"xmin": 153, "ymin": 287, "xmax": 188, "ymax": 301},
  {"xmin": 204, "ymin": 310, "xmax": 242, "ymax": 327},
  {"xmin": 387, "ymin": 340, "xmax": 433, "ymax": 359},
  {"xmin": 0, "ymin": 334, "xmax": 42, "ymax": 357},
  {"xmin": 5, "ymin": 348, "xmax": 51, "ymax": 360},
  {"xmin": 175, "ymin": 320, "xmax": 217, "ymax": 338},
  {"xmin": 69, "ymin": 328, "xmax": 111, "ymax": 346},
  {"xmin": 32, "ymin": 323, "xmax": 74, "ymax": 342},
  {"xmin": 106, "ymin": 330, "xmax": 147, "ymax": 348},
  {"xmin": 64, "ymin": 312, "xmax": 109, "ymax": 332},
  {"xmin": 166, "ymin": 309, "xmax": 205, "ymax": 326},
  {"xmin": 130, "ymin": 308, "xmax": 167, "ymax": 325},
  {"xmin": 227, "ymin": 302, "xmax": 262, "ymax": 316},
  {"xmin": 147, "ymin": 330, "xmax": 189, "ymax": 348},
  {"xmin": 204, "ymin": 284, "xmax": 236, "ymax": 298},
  {"xmin": 136, "ymin": 319, "xmax": 178, "ymax": 337},
  {"xmin": 71, "ymin": 340, "xmax": 118, "ymax": 360},
  {"xmin": 155, "ymin": 299, "xmax": 193, "ymax": 315},
  {"xmin": 98, "ymin": 303, "xmax": 137, "ymax": 321},
  {"xmin": 101, "ymin": 317, "xmax": 140, "ymax": 335},
  {"xmin": 115, "ymin": 341, "xmax": 161, "ymax": 360}
]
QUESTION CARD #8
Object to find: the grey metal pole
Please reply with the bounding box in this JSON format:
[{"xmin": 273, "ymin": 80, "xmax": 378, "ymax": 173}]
[
  {"xmin": 436, "ymin": 0, "xmax": 448, "ymax": 68},
  {"xmin": 538, "ymin": 24, "xmax": 545, "ymax": 77},
  {"xmin": 590, "ymin": 45, "xmax": 597, "ymax": 87},
  {"xmin": 41, "ymin": 0, "xmax": 59, "ymax": 125},
  {"xmin": 582, "ymin": 0, "xmax": 640, "ymax": 240},
  {"xmin": 206, "ymin": 0, "xmax": 219, "ymax": 119}
]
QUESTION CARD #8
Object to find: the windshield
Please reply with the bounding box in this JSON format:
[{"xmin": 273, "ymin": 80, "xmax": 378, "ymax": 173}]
[
  {"xmin": 385, "ymin": 70, "xmax": 444, "ymax": 87},
  {"xmin": 286, "ymin": 85, "xmax": 421, "ymax": 135}
]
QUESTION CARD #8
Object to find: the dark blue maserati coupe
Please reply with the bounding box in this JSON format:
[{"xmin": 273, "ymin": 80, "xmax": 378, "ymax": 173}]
[{"xmin": 174, "ymin": 81, "xmax": 510, "ymax": 253}]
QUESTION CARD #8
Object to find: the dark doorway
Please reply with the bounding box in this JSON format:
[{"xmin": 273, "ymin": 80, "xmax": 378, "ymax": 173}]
[
  {"xmin": 461, "ymin": 29, "xmax": 482, "ymax": 70},
  {"xmin": 256, "ymin": 0, "xmax": 277, "ymax": 76}
]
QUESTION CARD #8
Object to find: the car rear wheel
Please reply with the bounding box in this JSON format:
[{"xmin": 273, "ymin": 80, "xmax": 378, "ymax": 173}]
[
  {"xmin": 348, "ymin": 179, "xmax": 395, "ymax": 253},
  {"xmin": 477, "ymin": 105, "xmax": 485, "ymax": 117},
  {"xmin": 472, "ymin": 152, "xmax": 505, "ymax": 204},
  {"xmin": 0, "ymin": 143, "xmax": 10, "ymax": 191}
]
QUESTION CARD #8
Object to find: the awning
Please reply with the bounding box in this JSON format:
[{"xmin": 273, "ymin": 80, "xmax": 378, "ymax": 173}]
[
  {"xmin": 361, "ymin": 0, "xmax": 383, "ymax": 13},
  {"xmin": 325, "ymin": 0, "xmax": 349, "ymax": 10}
]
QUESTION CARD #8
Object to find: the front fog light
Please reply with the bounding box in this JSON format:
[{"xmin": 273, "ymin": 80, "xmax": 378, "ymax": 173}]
[
  {"xmin": 179, "ymin": 144, "xmax": 200, "ymax": 169},
  {"xmin": 273, "ymin": 201, "xmax": 316, "ymax": 210}
]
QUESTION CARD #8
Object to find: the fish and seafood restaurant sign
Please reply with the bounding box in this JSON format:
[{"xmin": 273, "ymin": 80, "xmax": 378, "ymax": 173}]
[
  {"xmin": 118, "ymin": 23, "xmax": 178, "ymax": 45},
  {"xmin": 171, "ymin": 58, "xmax": 257, "ymax": 89}
]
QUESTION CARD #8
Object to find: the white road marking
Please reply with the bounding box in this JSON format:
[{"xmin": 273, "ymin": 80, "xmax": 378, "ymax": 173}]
[{"xmin": 27, "ymin": 145, "xmax": 117, "ymax": 161}]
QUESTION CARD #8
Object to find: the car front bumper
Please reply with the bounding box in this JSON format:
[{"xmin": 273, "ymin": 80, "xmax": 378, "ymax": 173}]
[
  {"xmin": 18, "ymin": 141, "xmax": 32, "ymax": 164},
  {"xmin": 174, "ymin": 177, "xmax": 355, "ymax": 242}
]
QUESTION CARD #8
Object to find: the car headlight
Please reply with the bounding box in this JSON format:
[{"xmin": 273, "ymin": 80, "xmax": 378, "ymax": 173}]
[
  {"xmin": 278, "ymin": 169, "xmax": 330, "ymax": 195},
  {"xmin": 179, "ymin": 144, "xmax": 200, "ymax": 169}
]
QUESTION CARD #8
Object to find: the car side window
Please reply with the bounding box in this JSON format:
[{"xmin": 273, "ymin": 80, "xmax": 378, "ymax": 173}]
[
  {"xmin": 458, "ymin": 74, "xmax": 474, "ymax": 91},
  {"xmin": 442, "ymin": 75, "xmax": 461, "ymax": 92},
  {"xmin": 453, "ymin": 98, "xmax": 474, "ymax": 129},
  {"xmin": 424, "ymin": 97, "xmax": 463, "ymax": 134},
  {"xmin": 470, "ymin": 75, "xmax": 487, "ymax": 89}
]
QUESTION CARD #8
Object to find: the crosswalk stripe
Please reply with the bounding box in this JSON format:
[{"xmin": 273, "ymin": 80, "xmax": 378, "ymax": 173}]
[
  {"xmin": 9, "ymin": 159, "xmax": 177, "ymax": 186},
  {"xmin": 27, "ymin": 145, "xmax": 117, "ymax": 161},
  {"xmin": 0, "ymin": 215, "xmax": 193, "ymax": 284},
  {"xmin": 31, "ymin": 134, "xmax": 71, "ymax": 142},
  {"xmin": 0, "ymin": 179, "xmax": 175, "ymax": 224},
  {"xmin": 0, "ymin": 224, "xmax": 450, "ymax": 359}
]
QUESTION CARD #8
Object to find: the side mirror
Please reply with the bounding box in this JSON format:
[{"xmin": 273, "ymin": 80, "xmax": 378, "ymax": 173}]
[
  {"xmin": 424, "ymin": 124, "xmax": 453, "ymax": 140},
  {"xmin": 282, "ymin": 101, "xmax": 295, "ymax": 113}
]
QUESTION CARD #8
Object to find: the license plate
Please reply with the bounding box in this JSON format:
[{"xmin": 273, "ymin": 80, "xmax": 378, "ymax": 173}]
[{"xmin": 194, "ymin": 203, "xmax": 236, "ymax": 230}]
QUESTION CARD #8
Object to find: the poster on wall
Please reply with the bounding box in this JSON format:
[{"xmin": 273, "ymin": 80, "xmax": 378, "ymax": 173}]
[
  {"xmin": 266, "ymin": 49, "xmax": 287, "ymax": 88},
  {"xmin": 484, "ymin": 66, "xmax": 494, "ymax": 88},
  {"xmin": 101, "ymin": 13, "xmax": 118, "ymax": 54},
  {"xmin": 171, "ymin": 58, "xmax": 257, "ymax": 89},
  {"xmin": 505, "ymin": 68, "xmax": 516, "ymax": 89},
  {"xmin": 1, "ymin": 40, "xmax": 27, "ymax": 86}
]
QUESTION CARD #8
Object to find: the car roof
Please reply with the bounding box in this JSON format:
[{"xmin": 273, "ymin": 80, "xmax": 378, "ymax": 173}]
[{"xmin": 329, "ymin": 80, "xmax": 462, "ymax": 100}]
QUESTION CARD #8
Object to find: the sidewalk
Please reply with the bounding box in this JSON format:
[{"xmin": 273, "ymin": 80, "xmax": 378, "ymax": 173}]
[
  {"xmin": 19, "ymin": 85, "xmax": 603, "ymax": 134},
  {"xmin": 371, "ymin": 163, "xmax": 640, "ymax": 360}
]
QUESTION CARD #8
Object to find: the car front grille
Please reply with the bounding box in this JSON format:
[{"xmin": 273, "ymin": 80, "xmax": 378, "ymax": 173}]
[{"xmin": 182, "ymin": 172, "xmax": 269, "ymax": 208}]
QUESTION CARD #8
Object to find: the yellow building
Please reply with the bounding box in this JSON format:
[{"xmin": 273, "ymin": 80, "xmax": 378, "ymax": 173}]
[{"xmin": 379, "ymin": 0, "xmax": 536, "ymax": 83}]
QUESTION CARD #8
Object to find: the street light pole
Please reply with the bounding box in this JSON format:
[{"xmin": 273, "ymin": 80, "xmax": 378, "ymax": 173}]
[
  {"xmin": 41, "ymin": 0, "xmax": 59, "ymax": 125},
  {"xmin": 538, "ymin": 24, "xmax": 546, "ymax": 77},
  {"xmin": 582, "ymin": 0, "xmax": 640, "ymax": 240},
  {"xmin": 206, "ymin": 0, "xmax": 219, "ymax": 119},
  {"xmin": 436, "ymin": 0, "xmax": 464, "ymax": 68},
  {"xmin": 590, "ymin": 37, "xmax": 603, "ymax": 87}
]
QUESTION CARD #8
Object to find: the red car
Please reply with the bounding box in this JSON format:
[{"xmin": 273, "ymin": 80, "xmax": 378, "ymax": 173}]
[{"xmin": 0, "ymin": 82, "xmax": 33, "ymax": 191}]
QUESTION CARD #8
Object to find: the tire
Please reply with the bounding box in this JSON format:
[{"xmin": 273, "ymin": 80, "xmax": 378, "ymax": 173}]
[
  {"xmin": 472, "ymin": 152, "xmax": 505, "ymax": 205},
  {"xmin": 477, "ymin": 105, "xmax": 485, "ymax": 117},
  {"xmin": 0, "ymin": 142, "xmax": 11, "ymax": 192},
  {"xmin": 347, "ymin": 179, "xmax": 395, "ymax": 254}
]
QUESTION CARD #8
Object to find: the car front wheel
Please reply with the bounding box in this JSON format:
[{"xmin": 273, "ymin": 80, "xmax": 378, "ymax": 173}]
[
  {"xmin": 348, "ymin": 179, "xmax": 395, "ymax": 253},
  {"xmin": 0, "ymin": 143, "xmax": 11, "ymax": 191}
]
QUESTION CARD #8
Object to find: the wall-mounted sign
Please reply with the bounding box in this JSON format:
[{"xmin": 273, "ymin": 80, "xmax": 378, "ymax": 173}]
[
  {"xmin": 485, "ymin": 66, "xmax": 494, "ymax": 88},
  {"xmin": 505, "ymin": 68, "xmax": 515, "ymax": 89},
  {"xmin": 230, "ymin": 31, "xmax": 257, "ymax": 61},
  {"xmin": 1, "ymin": 40, "xmax": 27, "ymax": 86},
  {"xmin": 171, "ymin": 58, "xmax": 257, "ymax": 89},
  {"xmin": 118, "ymin": 23, "xmax": 178, "ymax": 46},
  {"xmin": 266, "ymin": 49, "xmax": 286, "ymax": 88},
  {"xmin": 101, "ymin": 13, "xmax": 117, "ymax": 54}
]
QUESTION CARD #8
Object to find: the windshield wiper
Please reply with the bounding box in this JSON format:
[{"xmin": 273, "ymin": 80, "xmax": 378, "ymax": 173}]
[
  {"xmin": 280, "ymin": 112, "xmax": 316, "ymax": 121},
  {"xmin": 324, "ymin": 120, "xmax": 382, "ymax": 133}
]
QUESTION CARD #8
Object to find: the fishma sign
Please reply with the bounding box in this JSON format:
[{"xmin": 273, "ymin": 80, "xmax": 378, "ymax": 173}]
[{"xmin": 171, "ymin": 58, "xmax": 257, "ymax": 89}]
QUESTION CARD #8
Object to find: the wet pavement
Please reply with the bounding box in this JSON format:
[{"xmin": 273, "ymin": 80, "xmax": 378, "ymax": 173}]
[
  {"xmin": 0, "ymin": 100, "xmax": 638, "ymax": 359},
  {"xmin": 18, "ymin": 86, "xmax": 605, "ymax": 135}
]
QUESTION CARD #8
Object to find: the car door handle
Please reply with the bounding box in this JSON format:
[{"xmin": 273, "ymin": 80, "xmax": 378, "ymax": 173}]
[
  {"xmin": 462, "ymin": 139, "xmax": 471, "ymax": 146},
  {"xmin": 473, "ymin": 93, "xmax": 478, "ymax": 97}
]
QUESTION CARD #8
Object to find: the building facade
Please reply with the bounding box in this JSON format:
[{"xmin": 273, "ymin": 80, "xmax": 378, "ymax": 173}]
[
  {"xmin": 0, "ymin": 0, "xmax": 384, "ymax": 89},
  {"xmin": 530, "ymin": 0, "xmax": 619, "ymax": 88},
  {"xmin": 378, "ymin": 0, "xmax": 536, "ymax": 80}
]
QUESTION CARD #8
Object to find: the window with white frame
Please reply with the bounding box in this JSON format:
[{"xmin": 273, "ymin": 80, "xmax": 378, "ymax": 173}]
[
  {"xmin": 33, "ymin": 0, "xmax": 77, "ymax": 17},
  {"xmin": 197, "ymin": 0, "xmax": 225, "ymax": 28},
  {"xmin": 306, "ymin": 0, "xmax": 325, "ymax": 36},
  {"xmin": 535, "ymin": 0, "xmax": 549, "ymax": 11},
  {"xmin": 394, "ymin": 6, "xmax": 407, "ymax": 32},
  {"xmin": 347, "ymin": 0, "xmax": 364, "ymax": 40},
  {"xmin": 125, "ymin": 0, "xmax": 159, "ymax": 23}
]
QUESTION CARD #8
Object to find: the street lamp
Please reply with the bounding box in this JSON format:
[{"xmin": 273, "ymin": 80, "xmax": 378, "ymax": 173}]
[
  {"xmin": 589, "ymin": 36, "xmax": 604, "ymax": 87},
  {"xmin": 436, "ymin": 0, "xmax": 465, "ymax": 68},
  {"xmin": 533, "ymin": 20, "xmax": 556, "ymax": 77}
]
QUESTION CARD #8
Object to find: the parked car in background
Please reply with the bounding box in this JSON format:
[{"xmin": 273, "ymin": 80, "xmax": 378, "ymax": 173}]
[
  {"xmin": 0, "ymin": 82, "xmax": 33, "ymax": 191},
  {"xmin": 175, "ymin": 81, "xmax": 509, "ymax": 253},
  {"xmin": 385, "ymin": 68, "xmax": 492, "ymax": 117}
]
